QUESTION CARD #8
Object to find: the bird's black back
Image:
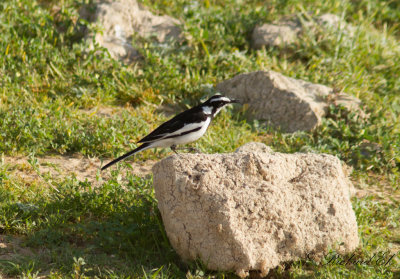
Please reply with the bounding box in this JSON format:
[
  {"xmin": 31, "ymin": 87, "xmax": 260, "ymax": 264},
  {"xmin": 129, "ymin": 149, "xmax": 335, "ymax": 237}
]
[{"xmin": 138, "ymin": 104, "xmax": 208, "ymax": 144}]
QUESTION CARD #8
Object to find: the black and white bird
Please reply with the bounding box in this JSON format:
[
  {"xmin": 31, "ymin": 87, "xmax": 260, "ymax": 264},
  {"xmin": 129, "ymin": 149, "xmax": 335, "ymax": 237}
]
[{"xmin": 101, "ymin": 94, "xmax": 239, "ymax": 170}]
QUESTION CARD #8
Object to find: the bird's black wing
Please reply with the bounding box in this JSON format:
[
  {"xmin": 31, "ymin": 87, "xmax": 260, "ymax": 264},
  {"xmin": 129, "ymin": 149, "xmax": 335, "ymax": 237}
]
[{"xmin": 138, "ymin": 105, "xmax": 207, "ymax": 143}]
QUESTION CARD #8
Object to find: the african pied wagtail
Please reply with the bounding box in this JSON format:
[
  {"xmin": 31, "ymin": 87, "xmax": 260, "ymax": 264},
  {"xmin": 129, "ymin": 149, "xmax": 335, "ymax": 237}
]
[{"xmin": 101, "ymin": 94, "xmax": 239, "ymax": 170}]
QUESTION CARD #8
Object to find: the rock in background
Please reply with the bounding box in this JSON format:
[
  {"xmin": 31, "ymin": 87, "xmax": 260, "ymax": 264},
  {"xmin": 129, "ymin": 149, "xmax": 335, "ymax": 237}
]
[
  {"xmin": 252, "ymin": 13, "xmax": 355, "ymax": 49},
  {"xmin": 153, "ymin": 143, "xmax": 359, "ymax": 277},
  {"xmin": 216, "ymin": 70, "xmax": 363, "ymax": 132},
  {"xmin": 81, "ymin": 0, "xmax": 185, "ymax": 62}
]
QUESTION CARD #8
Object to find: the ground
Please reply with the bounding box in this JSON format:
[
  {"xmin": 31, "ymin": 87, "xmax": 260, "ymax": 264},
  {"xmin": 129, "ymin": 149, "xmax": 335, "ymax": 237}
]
[{"xmin": 1, "ymin": 0, "xmax": 400, "ymax": 278}]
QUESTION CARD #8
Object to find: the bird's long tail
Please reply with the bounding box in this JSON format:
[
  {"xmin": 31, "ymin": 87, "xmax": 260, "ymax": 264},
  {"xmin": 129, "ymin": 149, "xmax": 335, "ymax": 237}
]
[{"xmin": 101, "ymin": 142, "xmax": 151, "ymax": 171}]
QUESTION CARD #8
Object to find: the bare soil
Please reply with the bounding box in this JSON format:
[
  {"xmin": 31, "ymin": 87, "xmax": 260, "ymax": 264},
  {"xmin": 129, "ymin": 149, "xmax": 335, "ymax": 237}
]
[{"xmin": 2, "ymin": 155, "xmax": 156, "ymax": 187}]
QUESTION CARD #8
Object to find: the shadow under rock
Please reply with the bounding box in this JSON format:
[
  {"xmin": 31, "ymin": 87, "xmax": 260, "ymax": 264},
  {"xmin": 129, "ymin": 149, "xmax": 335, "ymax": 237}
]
[{"xmin": 1, "ymin": 176, "xmax": 186, "ymax": 277}]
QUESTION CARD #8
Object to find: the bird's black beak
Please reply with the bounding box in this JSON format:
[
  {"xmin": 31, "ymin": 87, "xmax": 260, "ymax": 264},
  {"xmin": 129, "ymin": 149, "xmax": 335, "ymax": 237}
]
[{"xmin": 230, "ymin": 99, "xmax": 240, "ymax": 104}]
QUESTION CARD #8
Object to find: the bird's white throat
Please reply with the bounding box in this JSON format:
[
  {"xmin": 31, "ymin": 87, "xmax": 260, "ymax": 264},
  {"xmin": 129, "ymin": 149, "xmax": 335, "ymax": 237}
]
[{"xmin": 202, "ymin": 106, "xmax": 213, "ymax": 115}]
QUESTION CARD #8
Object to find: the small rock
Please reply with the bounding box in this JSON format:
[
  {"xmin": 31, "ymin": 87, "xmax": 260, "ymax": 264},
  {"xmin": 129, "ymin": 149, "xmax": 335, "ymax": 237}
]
[
  {"xmin": 251, "ymin": 21, "xmax": 301, "ymax": 49},
  {"xmin": 252, "ymin": 13, "xmax": 354, "ymax": 49},
  {"xmin": 81, "ymin": 0, "xmax": 184, "ymax": 62},
  {"xmin": 153, "ymin": 142, "xmax": 359, "ymax": 276},
  {"xmin": 216, "ymin": 70, "xmax": 363, "ymax": 132},
  {"xmin": 331, "ymin": 93, "xmax": 365, "ymax": 116},
  {"xmin": 358, "ymin": 139, "xmax": 383, "ymax": 159},
  {"xmin": 316, "ymin": 13, "xmax": 355, "ymax": 36}
]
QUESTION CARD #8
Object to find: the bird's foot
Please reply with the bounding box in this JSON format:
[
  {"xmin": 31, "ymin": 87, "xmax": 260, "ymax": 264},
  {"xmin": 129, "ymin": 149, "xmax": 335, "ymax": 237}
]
[
  {"xmin": 187, "ymin": 147, "xmax": 201, "ymax": 153},
  {"xmin": 171, "ymin": 145, "xmax": 179, "ymax": 154},
  {"xmin": 171, "ymin": 145, "xmax": 201, "ymax": 154}
]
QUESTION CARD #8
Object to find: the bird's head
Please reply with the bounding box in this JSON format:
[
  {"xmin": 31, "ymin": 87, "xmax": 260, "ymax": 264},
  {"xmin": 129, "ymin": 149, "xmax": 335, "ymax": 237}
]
[{"xmin": 202, "ymin": 94, "xmax": 240, "ymax": 117}]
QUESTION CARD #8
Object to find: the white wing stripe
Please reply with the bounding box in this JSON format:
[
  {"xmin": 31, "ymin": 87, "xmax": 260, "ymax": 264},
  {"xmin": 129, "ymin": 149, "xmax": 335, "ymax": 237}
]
[{"xmin": 162, "ymin": 121, "xmax": 206, "ymax": 138}]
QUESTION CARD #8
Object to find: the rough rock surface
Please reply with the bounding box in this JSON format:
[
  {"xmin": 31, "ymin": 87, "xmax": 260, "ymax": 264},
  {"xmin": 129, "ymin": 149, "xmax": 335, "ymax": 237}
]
[
  {"xmin": 235, "ymin": 141, "xmax": 273, "ymax": 154},
  {"xmin": 252, "ymin": 13, "xmax": 355, "ymax": 49},
  {"xmin": 152, "ymin": 143, "xmax": 359, "ymax": 277},
  {"xmin": 82, "ymin": 0, "xmax": 184, "ymax": 62},
  {"xmin": 216, "ymin": 70, "xmax": 363, "ymax": 132}
]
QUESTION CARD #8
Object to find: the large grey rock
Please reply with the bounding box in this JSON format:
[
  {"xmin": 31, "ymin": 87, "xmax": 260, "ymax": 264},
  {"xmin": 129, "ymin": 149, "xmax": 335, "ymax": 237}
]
[
  {"xmin": 216, "ymin": 70, "xmax": 363, "ymax": 132},
  {"xmin": 153, "ymin": 143, "xmax": 359, "ymax": 277},
  {"xmin": 82, "ymin": 0, "xmax": 184, "ymax": 62},
  {"xmin": 252, "ymin": 13, "xmax": 355, "ymax": 49}
]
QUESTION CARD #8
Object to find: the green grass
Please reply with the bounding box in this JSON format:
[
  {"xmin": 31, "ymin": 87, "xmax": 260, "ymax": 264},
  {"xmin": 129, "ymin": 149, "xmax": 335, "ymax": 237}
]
[{"xmin": 1, "ymin": 0, "xmax": 399, "ymax": 277}]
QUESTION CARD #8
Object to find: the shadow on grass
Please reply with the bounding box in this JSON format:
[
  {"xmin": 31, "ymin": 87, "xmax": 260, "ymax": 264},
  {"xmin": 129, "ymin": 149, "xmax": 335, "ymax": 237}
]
[{"xmin": 0, "ymin": 174, "xmax": 187, "ymax": 277}]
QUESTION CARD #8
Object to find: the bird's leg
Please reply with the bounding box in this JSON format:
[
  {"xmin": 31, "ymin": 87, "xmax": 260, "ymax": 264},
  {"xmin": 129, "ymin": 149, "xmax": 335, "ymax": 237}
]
[
  {"xmin": 171, "ymin": 145, "xmax": 201, "ymax": 154},
  {"xmin": 186, "ymin": 147, "xmax": 201, "ymax": 153},
  {"xmin": 171, "ymin": 144, "xmax": 178, "ymax": 154},
  {"xmin": 176, "ymin": 146, "xmax": 201, "ymax": 153}
]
